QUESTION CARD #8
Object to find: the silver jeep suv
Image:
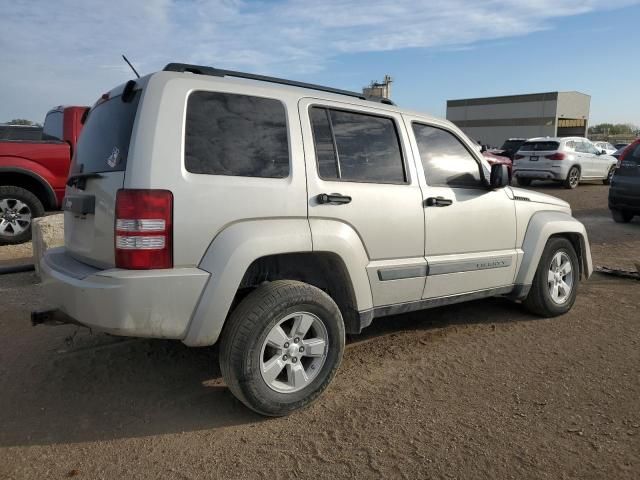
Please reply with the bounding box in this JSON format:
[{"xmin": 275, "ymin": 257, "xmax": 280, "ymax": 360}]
[{"xmin": 35, "ymin": 63, "xmax": 593, "ymax": 415}]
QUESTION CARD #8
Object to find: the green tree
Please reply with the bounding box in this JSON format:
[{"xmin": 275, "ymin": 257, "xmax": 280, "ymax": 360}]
[
  {"xmin": 6, "ymin": 119, "xmax": 36, "ymax": 126},
  {"xmin": 589, "ymin": 123, "xmax": 639, "ymax": 135}
]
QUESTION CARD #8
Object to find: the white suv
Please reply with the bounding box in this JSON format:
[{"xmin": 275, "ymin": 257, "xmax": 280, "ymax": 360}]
[
  {"xmin": 513, "ymin": 137, "xmax": 617, "ymax": 189},
  {"xmin": 34, "ymin": 64, "xmax": 593, "ymax": 415}
]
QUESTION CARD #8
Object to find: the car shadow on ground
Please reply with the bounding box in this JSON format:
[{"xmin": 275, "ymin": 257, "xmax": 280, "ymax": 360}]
[{"xmin": 0, "ymin": 290, "xmax": 546, "ymax": 448}]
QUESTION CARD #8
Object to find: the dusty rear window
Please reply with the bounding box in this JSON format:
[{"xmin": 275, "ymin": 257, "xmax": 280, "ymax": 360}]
[{"xmin": 72, "ymin": 92, "xmax": 141, "ymax": 174}]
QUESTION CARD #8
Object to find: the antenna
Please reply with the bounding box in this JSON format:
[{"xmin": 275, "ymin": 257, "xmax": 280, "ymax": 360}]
[{"xmin": 122, "ymin": 55, "xmax": 140, "ymax": 79}]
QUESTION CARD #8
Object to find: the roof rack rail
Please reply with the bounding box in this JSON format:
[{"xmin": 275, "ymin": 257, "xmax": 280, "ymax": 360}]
[{"xmin": 163, "ymin": 63, "xmax": 395, "ymax": 106}]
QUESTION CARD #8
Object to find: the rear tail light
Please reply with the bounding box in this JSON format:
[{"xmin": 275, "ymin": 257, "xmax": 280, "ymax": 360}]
[
  {"xmin": 545, "ymin": 152, "xmax": 566, "ymax": 160},
  {"xmin": 115, "ymin": 189, "xmax": 173, "ymax": 269},
  {"xmin": 514, "ymin": 154, "xmax": 525, "ymax": 160}
]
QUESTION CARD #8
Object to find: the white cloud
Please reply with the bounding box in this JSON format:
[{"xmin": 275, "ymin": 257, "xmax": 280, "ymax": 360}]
[{"xmin": 0, "ymin": 0, "xmax": 637, "ymax": 120}]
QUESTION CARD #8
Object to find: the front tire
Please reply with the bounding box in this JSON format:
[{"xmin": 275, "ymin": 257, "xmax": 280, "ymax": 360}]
[
  {"xmin": 516, "ymin": 178, "xmax": 532, "ymax": 187},
  {"xmin": 603, "ymin": 166, "xmax": 615, "ymax": 185},
  {"xmin": 219, "ymin": 280, "xmax": 345, "ymax": 416},
  {"xmin": 0, "ymin": 186, "xmax": 45, "ymax": 245},
  {"xmin": 611, "ymin": 209, "xmax": 633, "ymax": 223},
  {"xmin": 523, "ymin": 237, "xmax": 579, "ymax": 317},
  {"xmin": 563, "ymin": 166, "xmax": 580, "ymax": 189}
]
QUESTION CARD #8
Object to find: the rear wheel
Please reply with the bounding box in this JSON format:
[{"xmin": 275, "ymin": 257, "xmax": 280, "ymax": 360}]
[
  {"xmin": 0, "ymin": 186, "xmax": 45, "ymax": 245},
  {"xmin": 517, "ymin": 178, "xmax": 532, "ymax": 187},
  {"xmin": 611, "ymin": 209, "xmax": 633, "ymax": 223},
  {"xmin": 523, "ymin": 237, "xmax": 579, "ymax": 317},
  {"xmin": 564, "ymin": 166, "xmax": 580, "ymax": 189},
  {"xmin": 603, "ymin": 166, "xmax": 615, "ymax": 185},
  {"xmin": 219, "ymin": 280, "xmax": 345, "ymax": 416}
]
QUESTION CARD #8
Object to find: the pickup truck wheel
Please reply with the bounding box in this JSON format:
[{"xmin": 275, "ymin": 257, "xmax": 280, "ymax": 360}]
[
  {"xmin": 564, "ymin": 167, "xmax": 580, "ymax": 189},
  {"xmin": 0, "ymin": 186, "xmax": 45, "ymax": 245},
  {"xmin": 219, "ymin": 280, "xmax": 345, "ymax": 416},
  {"xmin": 523, "ymin": 237, "xmax": 579, "ymax": 317},
  {"xmin": 516, "ymin": 178, "xmax": 532, "ymax": 187},
  {"xmin": 603, "ymin": 166, "xmax": 615, "ymax": 185}
]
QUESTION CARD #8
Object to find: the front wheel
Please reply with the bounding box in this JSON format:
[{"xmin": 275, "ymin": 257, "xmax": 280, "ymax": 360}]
[
  {"xmin": 0, "ymin": 186, "xmax": 45, "ymax": 245},
  {"xmin": 523, "ymin": 237, "xmax": 579, "ymax": 317},
  {"xmin": 219, "ymin": 280, "xmax": 345, "ymax": 416},
  {"xmin": 563, "ymin": 167, "xmax": 580, "ymax": 189},
  {"xmin": 603, "ymin": 166, "xmax": 615, "ymax": 185},
  {"xmin": 516, "ymin": 177, "xmax": 532, "ymax": 187}
]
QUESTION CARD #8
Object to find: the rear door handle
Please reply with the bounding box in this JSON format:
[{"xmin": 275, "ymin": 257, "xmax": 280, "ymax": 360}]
[
  {"xmin": 317, "ymin": 193, "xmax": 352, "ymax": 205},
  {"xmin": 425, "ymin": 196, "xmax": 453, "ymax": 207}
]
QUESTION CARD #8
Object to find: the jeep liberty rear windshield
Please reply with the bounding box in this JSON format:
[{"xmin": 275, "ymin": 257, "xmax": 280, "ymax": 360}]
[
  {"xmin": 72, "ymin": 91, "xmax": 141, "ymax": 174},
  {"xmin": 519, "ymin": 141, "xmax": 560, "ymax": 152}
]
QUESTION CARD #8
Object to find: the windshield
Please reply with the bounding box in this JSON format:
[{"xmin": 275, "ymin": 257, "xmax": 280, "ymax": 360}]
[{"xmin": 71, "ymin": 91, "xmax": 141, "ymax": 174}]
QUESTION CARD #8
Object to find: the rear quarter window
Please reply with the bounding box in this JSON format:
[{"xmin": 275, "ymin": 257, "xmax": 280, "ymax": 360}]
[{"xmin": 184, "ymin": 91, "xmax": 290, "ymax": 178}]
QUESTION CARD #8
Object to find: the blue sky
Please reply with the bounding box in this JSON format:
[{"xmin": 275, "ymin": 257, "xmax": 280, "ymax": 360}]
[{"xmin": 1, "ymin": 0, "xmax": 638, "ymax": 125}]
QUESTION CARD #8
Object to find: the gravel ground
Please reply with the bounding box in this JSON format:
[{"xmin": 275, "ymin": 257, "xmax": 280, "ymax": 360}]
[{"xmin": 1, "ymin": 182, "xmax": 638, "ymax": 479}]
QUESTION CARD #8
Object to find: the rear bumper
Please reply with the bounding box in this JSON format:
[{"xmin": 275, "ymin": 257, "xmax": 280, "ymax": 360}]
[
  {"xmin": 609, "ymin": 191, "xmax": 640, "ymax": 213},
  {"xmin": 39, "ymin": 247, "xmax": 209, "ymax": 339},
  {"xmin": 513, "ymin": 168, "xmax": 565, "ymax": 181}
]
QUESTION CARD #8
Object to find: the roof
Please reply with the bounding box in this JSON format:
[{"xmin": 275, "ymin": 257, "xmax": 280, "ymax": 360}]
[
  {"xmin": 527, "ymin": 136, "xmax": 587, "ymax": 142},
  {"xmin": 447, "ymin": 91, "xmax": 590, "ymax": 107},
  {"xmin": 153, "ymin": 64, "xmax": 446, "ymax": 126}
]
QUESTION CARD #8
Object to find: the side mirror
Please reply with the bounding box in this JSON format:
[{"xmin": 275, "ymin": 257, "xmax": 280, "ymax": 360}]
[
  {"xmin": 600, "ymin": 150, "xmax": 606, "ymax": 155},
  {"xmin": 489, "ymin": 164, "xmax": 509, "ymax": 189},
  {"xmin": 480, "ymin": 145, "xmax": 487, "ymax": 153}
]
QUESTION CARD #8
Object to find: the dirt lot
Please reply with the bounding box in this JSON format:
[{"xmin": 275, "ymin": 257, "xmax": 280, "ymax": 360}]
[{"xmin": 1, "ymin": 182, "xmax": 639, "ymax": 479}]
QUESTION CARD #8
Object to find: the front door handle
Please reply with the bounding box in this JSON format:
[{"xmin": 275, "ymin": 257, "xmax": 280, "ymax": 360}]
[
  {"xmin": 425, "ymin": 196, "xmax": 453, "ymax": 207},
  {"xmin": 317, "ymin": 193, "xmax": 352, "ymax": 205}
]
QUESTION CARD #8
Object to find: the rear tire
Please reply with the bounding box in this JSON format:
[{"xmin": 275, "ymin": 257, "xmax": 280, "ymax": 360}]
[
  {"xmin": 0, "ymin": 186, "xmax": 45, "ymax": 245},
  {"xmin": 611, "ymin": 209, "xmax": 633, "ymax": 223},
  {"xmin": 517, "ymin": 178, "xmax": 532, "ymax": 187},
  {"xmin": 563, "ymin": 166, "xmax": 580, "ymax": 189},
  {"xmin": 219, "ymin": 280, "xmax": 345, "ymax": 416},
  {"xmin": 523, "ymin": 237, "xmax": 579, "ymax": 317}
]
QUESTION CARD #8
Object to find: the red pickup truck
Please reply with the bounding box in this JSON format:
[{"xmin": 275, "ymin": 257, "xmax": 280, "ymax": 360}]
[{"xmin": 0, "ymin": 106, "xmax": 86, "ymax": 244}]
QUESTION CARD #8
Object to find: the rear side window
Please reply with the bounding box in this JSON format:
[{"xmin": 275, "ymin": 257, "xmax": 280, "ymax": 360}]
[
  {"xmin": 74, "ymin": 92, "xmax": 141, "ymax": 173},
  {"xmin": 309, "ymin": 107, "xmax": 406, "ymax": 183},
  {"xmin": 42, "ymin": 111, "xmax": 63, "ymax": 141},
  {"xmin": 412, "ymin": 123, "xmax": 482, "ymax": 188},
  {"xmin": 185, "ymin": 92, "xmax": 289, "ymax": 178},
  {"xmin": 519, "ymin": 141, "xmax": 560, "ymax": 152}
]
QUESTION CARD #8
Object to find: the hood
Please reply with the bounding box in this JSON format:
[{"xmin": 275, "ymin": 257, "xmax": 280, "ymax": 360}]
[{"xmin": 509, "ymin": 187, "xmax": 570, "ymax": 210}]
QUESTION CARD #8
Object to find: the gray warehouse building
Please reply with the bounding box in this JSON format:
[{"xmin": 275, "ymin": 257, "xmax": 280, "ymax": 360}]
[{"xmin": 446, "ymin": 91, "xmax": 590, "ymax": 147}]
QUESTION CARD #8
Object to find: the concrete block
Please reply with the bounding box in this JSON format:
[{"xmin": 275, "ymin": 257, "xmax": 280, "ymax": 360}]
[{"xmin": 32, "ymin": 214, "xmax": 64, "ymax": 277}]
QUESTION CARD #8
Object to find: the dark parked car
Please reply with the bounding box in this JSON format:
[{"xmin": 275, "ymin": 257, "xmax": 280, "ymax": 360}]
[
  {"xmin": 612, "ymin": 147, "xmax": 627, "ymax": 160},
  {"xmin": 493, "ymin": 138, "xmax": 527, "ymax": 160},
  {"xmin": 614, "ymin": 143, "xmax": 630, "ymax": 150},
  {"xmin": 609, "ymin": 139, "xmax": 640, "ymax": 223}
]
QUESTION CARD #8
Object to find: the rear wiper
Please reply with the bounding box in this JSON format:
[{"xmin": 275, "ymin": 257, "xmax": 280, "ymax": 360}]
[{"xmin": 66, "ymin": 172, "xmax": 103, "ymax": 189}]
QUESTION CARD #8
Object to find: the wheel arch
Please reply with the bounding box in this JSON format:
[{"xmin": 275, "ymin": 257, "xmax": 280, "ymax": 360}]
[
  {"xmin": 0, "ymin": 167, "xmax": 57, "ymax": 210},
  {"xmin": 183, "ymin": 218, "xmax": 372, "ymax": 346},
  {"xmin": 514, "ymin": 211, "xmax": 593, "ymax": 294}
]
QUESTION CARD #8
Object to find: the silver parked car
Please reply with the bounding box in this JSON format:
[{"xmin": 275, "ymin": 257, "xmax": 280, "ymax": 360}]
[
  {"xmin": 513, "ymin": 137, "xmax": 618, "ymax": 189},
  {"xmin": 34, "ymin": 64, "xmax": 593, "ymax": 415},
  {"xmin": 592, "ymin": 141, "xmax": 617, "ymax": 155}
]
